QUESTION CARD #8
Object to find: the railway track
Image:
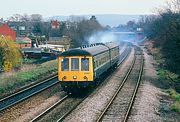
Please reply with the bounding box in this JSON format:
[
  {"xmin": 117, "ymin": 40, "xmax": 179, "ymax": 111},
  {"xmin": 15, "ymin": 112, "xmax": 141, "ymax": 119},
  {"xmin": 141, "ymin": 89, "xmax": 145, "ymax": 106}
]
[
  {"xmin": 30, "ymin": 94, "xmax": 69, "ymax": 122},
  {"xmin": 0, "ymin": 75, "xmax": 59, "ymax": 112},
  {"xmin": 96, "ymin": 47, "xmax": 144, "ymax": 122},
  {"xmin": 30, "ymin": 45, "xmax": 132, "ymax": 122},
  {"xmin": 31, "ymin": 94, "xmax": 88, "ymax": 122},
  {"xmin": 0, "ymin": 42, "xmax": 130, "ymax": 113}
]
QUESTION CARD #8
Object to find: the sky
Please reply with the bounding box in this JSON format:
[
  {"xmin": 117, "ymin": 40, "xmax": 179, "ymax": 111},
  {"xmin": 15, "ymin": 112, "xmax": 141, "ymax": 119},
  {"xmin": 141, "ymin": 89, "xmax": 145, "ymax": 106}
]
[{"xmin": 0, "ymin": 0, "xmax": 168, "ymax": 19}]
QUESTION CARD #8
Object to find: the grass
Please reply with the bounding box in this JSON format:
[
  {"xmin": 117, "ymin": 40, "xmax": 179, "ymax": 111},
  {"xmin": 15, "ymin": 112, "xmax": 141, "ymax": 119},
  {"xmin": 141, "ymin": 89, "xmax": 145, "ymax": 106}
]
[
  {"xmin": 23, "ymin": 58, "xmax": 55, "ymax": 64},
  {"xmin": 0, "ymin": 59, "xmax": 58, "ymax": 98},
  {"xmin": 145, "ymin": 41, "xmax": 180, "ymax": 113},
  {"xmin": 146, "ymin": 42, "xmax": 180, "ymax": 92},
  {"xmin": 166, "ymin": 89, "xmax": 180, "ymax": 112}
]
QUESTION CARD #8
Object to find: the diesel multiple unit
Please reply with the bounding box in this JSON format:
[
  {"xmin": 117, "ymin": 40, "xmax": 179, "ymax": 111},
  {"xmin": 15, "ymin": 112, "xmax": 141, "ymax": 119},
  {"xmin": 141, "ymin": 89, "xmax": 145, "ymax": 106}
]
[{"xmin": 58, "ymin": 42, "xmax": 119, "ymax": 92}]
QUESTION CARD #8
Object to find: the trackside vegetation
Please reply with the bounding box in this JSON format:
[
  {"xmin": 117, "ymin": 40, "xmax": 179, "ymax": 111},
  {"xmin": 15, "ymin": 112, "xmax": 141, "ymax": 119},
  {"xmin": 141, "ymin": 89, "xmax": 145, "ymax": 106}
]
[
  {"xmin": 0, "ymin": 36, "xmax": 22, "ymax": 72},
  {"xmin": 0, "ymin": 59, "xmax": 57, "ymax": 98},
  {"xmin": 166, "ymin": 89, "xmax": 180, "ymax": 113},
  {"xmin": 139, "ymin": 0, "xmax": 180, "ymax": 112}
]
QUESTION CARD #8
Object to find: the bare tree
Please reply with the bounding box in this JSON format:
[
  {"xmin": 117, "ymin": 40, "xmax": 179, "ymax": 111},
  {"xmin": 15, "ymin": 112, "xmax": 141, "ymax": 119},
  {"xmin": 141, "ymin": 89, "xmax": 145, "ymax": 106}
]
[
  {"xmin": 63, "ymin": 16, "xmax": 104, "ymax": 47},
  {"xmin": 30, "ymin": 14, "xmax": 43, "ymax": 22},
  {"xmin": 8, "ymin": 14, "xmax": 22, "ymax": 22},
  {"xmin": 21, "ymin": 14, "xmax": 30, "ymax": 21}
]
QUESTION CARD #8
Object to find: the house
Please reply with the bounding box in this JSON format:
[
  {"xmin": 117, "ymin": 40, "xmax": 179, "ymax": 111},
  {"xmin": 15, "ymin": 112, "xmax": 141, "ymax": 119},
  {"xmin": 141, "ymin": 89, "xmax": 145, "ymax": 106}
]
[
  {"xmin": 48, "ymin": 36, "xmax": 71, "ymax": 50},
  {"xmin": 8, "ymin": 21, "xmax": 50, "ymax": 37},
  {"xmin": 51, "ymin": 20, "xmax": 60, "ymax": 29},
  {"xmin": 8, "ymin": 21, "xmax": 33, "ymax": 37},
  {"xmin": 0, "ymin": 23, "xmax": 16, "ymax": 40},
  {"xmin": 21, "ymin": 48, "xmax": 44, "ymax": 59},
  {"xmin": 38, "ymin": 44, "xmax": 65, "ymax": 52},
  {"xmin": 16, "ymin": 37, "xmax": 32, "ymax": 49}
]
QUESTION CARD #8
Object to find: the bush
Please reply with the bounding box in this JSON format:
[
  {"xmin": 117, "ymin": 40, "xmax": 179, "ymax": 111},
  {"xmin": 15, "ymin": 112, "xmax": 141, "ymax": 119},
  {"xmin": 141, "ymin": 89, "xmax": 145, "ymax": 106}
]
[
  {"xmin": 157, "ymin": 69, "xmax": 180, "ymax": 92},
  {"xmin": 167, "ymin": 89, "xmax": 180, "ymax": 112}
]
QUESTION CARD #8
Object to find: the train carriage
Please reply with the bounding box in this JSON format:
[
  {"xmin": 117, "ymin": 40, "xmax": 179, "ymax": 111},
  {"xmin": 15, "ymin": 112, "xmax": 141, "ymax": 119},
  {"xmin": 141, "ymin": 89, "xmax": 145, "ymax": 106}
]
[{"xmin": 58, "ymin": 42, "xmax": 119, "ymax": 92}]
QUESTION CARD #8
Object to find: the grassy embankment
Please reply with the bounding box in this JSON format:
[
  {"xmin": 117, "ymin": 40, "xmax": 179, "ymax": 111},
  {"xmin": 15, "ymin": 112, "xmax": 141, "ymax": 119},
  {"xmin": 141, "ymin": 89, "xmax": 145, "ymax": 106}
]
[
  {"xmin": 144, "ymin": 41, "xmax": 180, "ymax": 113},
  {"xmin": 0, "ymin": 59, "xmax": 58, "ymax": 98}
]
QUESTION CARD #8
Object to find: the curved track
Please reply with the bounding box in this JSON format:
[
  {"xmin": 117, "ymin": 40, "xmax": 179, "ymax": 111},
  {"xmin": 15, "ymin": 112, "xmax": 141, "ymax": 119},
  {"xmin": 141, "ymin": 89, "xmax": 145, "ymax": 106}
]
[
  {"xmin": 0, "ymin": 75, "xmax": 58, "ymax": 112},
  {"xmin": 96, "ymin": 46, "xmax": 144, "ymax": 122}
]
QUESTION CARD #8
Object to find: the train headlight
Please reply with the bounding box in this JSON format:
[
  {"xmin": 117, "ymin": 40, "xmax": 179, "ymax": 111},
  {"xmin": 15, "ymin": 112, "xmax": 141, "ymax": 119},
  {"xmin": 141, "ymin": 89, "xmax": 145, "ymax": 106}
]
[
  {"xmin": 84, "ymin": 76, "xmax": 87, "ymax": 79},
  {"xmin": 73, "ymin": 76, "xmax": 77, "ymax": 79},
  {"xmin": 63, "ymin": 76, "xmax": 66, "ymax": 79}
]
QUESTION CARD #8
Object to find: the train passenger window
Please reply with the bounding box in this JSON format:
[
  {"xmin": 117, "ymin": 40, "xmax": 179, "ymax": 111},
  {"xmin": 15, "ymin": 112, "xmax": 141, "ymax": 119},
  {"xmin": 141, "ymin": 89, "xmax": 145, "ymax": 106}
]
[
  {"xmin": 96, "ymin": 61, "xmax": 98, "ymax": 67},
  {"xmin": 71, "ymin": 58, "xmax": 79, "ymax": 71},
  {"xmin": 81, "ymin": 58, "xmax": 89, "ymax": 71},
  {"xmin": 94, "ymin": 61, "xmax": 96, "ymax": 69},
  {"xmin": 61, "ymin": 58, "xmax": 69, "ymax": 71}
]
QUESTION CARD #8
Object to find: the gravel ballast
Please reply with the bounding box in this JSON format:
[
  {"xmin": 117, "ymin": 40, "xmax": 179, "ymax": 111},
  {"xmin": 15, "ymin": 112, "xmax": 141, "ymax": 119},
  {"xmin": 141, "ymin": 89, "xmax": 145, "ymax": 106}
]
[
  {"xmin": 0, "ymin": 84, "xmax": 66, "ymax": 122},
  {"xmin": 128, "ymin": 47, "xmax": 163, "ymax": 122}
]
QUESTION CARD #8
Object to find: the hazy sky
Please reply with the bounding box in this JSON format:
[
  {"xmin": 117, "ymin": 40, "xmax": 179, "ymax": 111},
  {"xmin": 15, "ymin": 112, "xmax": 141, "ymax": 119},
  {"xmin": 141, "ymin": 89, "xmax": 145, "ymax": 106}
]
[{"xmin": 1, "ymin": 0, "xmax": 168, "ymax": 19}]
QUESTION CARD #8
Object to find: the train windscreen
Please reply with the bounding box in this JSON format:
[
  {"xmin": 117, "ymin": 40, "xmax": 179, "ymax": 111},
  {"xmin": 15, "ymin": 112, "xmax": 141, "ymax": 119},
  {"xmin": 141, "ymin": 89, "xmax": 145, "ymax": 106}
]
[
  {"xmin": 81, "ymin": 58, "xmax": 89, "ymax": 71},
  {"xmin": 61, "ymin": 58, "xmax": 69, "ymax": 71},
  {"xmin": 71, "ymin": 58, "xmax": 79, "ymax": 71}
]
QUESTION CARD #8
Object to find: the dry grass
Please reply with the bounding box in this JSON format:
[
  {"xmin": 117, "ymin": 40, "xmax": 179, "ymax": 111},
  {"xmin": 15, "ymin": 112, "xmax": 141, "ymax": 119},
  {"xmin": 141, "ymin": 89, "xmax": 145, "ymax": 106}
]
[{"xmin": 0, "ymin": 64, "xmax": 37, "ymax": 79}]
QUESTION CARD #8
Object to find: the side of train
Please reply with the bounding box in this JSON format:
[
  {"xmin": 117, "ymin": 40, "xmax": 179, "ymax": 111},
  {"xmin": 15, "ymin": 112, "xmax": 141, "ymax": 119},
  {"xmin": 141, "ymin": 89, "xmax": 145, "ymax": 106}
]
[{"xmin": 58, "ymin": 42, "xmax": 119, "ymax": 92}]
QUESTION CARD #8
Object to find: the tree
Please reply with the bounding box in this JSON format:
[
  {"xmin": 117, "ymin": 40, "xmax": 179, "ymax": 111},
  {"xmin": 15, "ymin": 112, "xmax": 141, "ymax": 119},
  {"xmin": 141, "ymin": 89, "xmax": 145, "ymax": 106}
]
[
  {"xmin": 33, "ymin": 22, "xmax": 43, "ymax": 35},
  {"xmin": 63, "ymin": 16, "xmax": 104, "ymax": 47},
  {"xmin": 30, "ymin": 14, "xmax": 42, "ymax": 22},
  {"xmin": 0, "ymin": 36, "xmax": 22, "ymax": 72},
  {"xmin": 137, "ymin": 0, "xmax": 180, "ymax": 75},
  {"xmin": 8, "ymin": 14, "xmax": 23, "ymax": 22},
  {"xmin": 21, "ymin": 14, "xmax": 30, "ymax": 21},
  {"xmin": 8, "ymin": 13, "xmax": 43, "ymax": 22}
]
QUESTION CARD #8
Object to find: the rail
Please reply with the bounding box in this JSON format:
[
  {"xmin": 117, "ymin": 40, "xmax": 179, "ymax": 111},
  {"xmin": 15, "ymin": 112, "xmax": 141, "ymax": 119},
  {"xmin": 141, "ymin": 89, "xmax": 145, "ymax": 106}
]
[
  {"xmin": 0, "ymin": 75, "xmax": 58, "ymax": 112},
  {"xmin": 30, "ymin": 95, "xmax": 68, "ymax": 122},
  {"xmin": 96, "ymin": 47, "xmax": 144, "ymax": 122}
]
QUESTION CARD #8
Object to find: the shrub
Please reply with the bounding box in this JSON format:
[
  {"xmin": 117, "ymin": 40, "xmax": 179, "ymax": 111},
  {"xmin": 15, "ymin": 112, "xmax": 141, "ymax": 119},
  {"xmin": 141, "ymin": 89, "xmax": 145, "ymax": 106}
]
[{"xmin": 168, "ymin": 89, "xmax": 180, "ymax": 112}]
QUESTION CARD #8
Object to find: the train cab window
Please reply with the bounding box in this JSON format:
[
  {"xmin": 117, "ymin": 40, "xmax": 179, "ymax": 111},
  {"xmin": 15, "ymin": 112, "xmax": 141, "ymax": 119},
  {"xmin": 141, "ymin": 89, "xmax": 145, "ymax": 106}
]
[
  {"xmin": 61, "ymin": 58, "xmax": 69, "ymax": 71},
  {"xmin": 71, "ymin": 58, "xmax": 79, "ymax": 71},
  {"xmin": 81, "ymin": 58, "xmax": 89, "ymax": 71}
]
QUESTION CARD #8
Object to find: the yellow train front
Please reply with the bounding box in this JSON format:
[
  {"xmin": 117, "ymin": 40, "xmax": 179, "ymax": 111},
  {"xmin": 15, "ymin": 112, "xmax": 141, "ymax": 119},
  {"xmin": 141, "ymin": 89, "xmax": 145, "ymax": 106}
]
[{"xmin": 58, "ymin": 42, "xmax": 119, "ymax": 93}]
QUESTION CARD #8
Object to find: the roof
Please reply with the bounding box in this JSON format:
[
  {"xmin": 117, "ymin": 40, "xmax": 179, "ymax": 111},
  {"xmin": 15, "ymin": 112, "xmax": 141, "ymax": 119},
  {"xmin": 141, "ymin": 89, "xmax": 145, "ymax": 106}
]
[
  {"xmin": 84, "ymin": 45, "xmax": 109, "ymax": 56},
  {"xmin": 49, "ymin": 37, "xmax": 63, "ymax": 41},
  {"xmin": 16, "ymin": 37, "xmax": 32, "ymax": 44},
  {"xmin": 60, "ymin": 42, "xmax": 119, "ymax": 57},
  {"xmin": 84, "ymin": 42, "xmax": 118, "ymax": 56},
  {"xmin": 0, "ymin": 23, "xmax": 16, "ymax": 40},
  {"xmin": 21, "ymin": 48, "xmax": 43, "ymax": 53},
  {"xmin": 60, "ymin": 49, "xmax": 91, "ymax": 56},
  {"xmin": 51, "ymin": 20, "xmax": 60, "ymax": 26},
  {"xmin": 105, "ymin": 42, "xmax": 119, "ymax": 49}
]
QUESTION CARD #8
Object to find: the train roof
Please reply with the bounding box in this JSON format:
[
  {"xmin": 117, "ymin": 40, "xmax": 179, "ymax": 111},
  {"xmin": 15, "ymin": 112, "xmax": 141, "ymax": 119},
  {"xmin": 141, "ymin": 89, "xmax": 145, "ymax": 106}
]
[
  {"xmin": 60, "ymin": 42, "xmax": 119, "ymax": 57},
  {"xmin": 83, "ymin": 45, "xmax": 109, "ymax": 56},
  {"xmin": 60, "ymin": 48, "xmax": 92, "ymax": 56},
  {"xmin": 105, "ymin": 42, "xmax": 119, "ymax": 49}
]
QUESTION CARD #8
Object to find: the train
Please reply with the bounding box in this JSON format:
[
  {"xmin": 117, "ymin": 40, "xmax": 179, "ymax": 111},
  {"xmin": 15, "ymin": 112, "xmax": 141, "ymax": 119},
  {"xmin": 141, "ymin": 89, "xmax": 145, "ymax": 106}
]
[{"xmin": 58, "ymin": 42, "xmax": 120, "ymax": 93}]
